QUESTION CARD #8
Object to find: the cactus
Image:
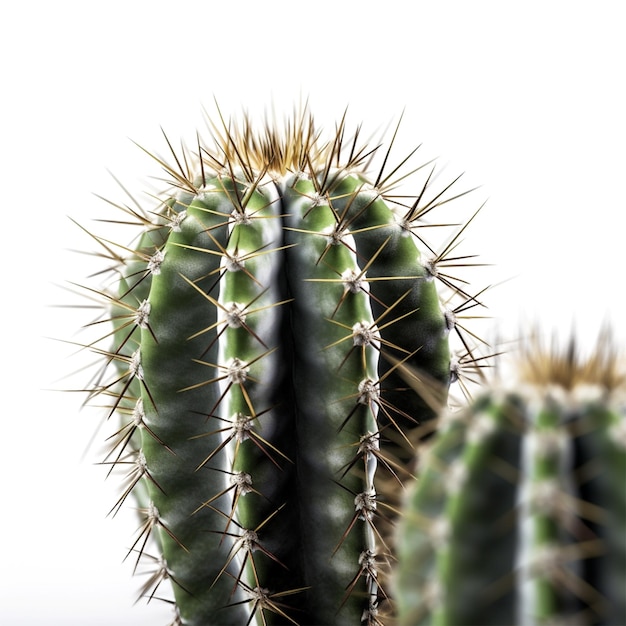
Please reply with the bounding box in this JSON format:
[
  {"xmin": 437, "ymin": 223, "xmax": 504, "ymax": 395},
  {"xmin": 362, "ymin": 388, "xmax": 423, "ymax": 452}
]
[
  {"xmin": 394, "ymin": 330, "xmax": 626, "ymax": 626},
  {"xmin": 78, "ymin": 107, "xmax": 487, "ymax": 625}
]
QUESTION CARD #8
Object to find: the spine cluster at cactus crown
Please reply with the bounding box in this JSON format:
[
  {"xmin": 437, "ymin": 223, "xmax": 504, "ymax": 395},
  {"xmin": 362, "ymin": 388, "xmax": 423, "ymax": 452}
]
[{"xmin": 76, "ymin": 106, "xmax": 492, "ymax": 625}]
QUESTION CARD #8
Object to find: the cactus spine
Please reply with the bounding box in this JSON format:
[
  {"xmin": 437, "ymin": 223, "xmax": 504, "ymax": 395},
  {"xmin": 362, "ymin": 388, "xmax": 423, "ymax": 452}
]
[
  {"xmin": 395, "ymin": 332, "xmax": 626, "ymax": 626},
  {"xmin": 80, "ymin": 109, "xmax": 485, "ymax": 625}
]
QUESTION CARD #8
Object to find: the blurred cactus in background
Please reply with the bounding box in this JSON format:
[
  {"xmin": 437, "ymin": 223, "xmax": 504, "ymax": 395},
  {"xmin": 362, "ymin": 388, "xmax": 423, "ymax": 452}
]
[{"xmin": 395, "ymin": 329, "xmax": 626, "ymax": 626}]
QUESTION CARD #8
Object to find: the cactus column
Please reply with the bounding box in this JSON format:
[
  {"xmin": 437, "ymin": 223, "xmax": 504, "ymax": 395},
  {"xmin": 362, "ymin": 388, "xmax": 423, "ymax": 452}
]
[{"xmin": 82, "ymin": 110, "xmax": 483, "ymax": 625}]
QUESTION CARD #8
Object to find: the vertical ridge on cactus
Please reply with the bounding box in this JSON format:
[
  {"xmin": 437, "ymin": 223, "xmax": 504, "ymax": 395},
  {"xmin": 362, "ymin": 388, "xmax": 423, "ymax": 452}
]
[
  {"xmin": 395, "ymin": 329, "xmax": 626, "ymax": 626},
  {"xmin": 74, "ymin": 106, "xmax": 489, "ymax": 625}
]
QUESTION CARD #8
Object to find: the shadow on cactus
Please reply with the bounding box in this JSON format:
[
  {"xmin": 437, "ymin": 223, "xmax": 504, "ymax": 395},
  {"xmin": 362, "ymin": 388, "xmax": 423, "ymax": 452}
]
[
  {"xmin": 394, "ymin": 328, "xmax": 626, "ymax": 626},
  {"xmin": 73, "ymin": 105, "xmax": 491, "ymax": 625}
]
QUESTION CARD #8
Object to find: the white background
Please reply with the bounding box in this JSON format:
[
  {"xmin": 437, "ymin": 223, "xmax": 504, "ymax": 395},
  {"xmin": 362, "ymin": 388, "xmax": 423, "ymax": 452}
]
[{"xmin": 2, "ymin": 1, "xmax": 625, "ymax": 624}]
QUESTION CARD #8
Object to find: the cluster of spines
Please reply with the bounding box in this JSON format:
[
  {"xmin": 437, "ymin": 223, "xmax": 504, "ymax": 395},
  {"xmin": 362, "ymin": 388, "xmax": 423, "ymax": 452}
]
[
  {"xmin": 77, "ymin": 108, "xmax": 489, "ymax": 625},
  {"xmin": 394, "ymin": 332, "xmax": 626, "ymax": 625}
]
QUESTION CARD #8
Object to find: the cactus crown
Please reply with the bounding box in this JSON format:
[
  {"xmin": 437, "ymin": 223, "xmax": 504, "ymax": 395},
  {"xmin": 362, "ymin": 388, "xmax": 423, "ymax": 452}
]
[
  {"xmin": 200, "ymin": 109, "xmax": 333, "ymax": 176},
  {"xmin": 518, "ymin": 327, "xmax": 625, "ymax": 394}
]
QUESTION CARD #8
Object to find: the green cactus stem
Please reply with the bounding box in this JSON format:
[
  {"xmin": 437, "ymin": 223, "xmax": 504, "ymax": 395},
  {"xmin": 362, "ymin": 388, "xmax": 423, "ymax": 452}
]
[
  {"xmin": 78, "ymin": 107, "xmax": 487, "ymax": 625},
  {"xmin": 395, "ymin": 329, "xmax": 626, "ymax": 626}
]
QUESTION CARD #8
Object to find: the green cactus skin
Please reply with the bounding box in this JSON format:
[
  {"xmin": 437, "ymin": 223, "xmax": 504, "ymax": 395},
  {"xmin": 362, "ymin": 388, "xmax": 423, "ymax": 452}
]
[
  {"xmin": 80, "ymin": 109, "xmax": 486, "ymax": 625},
  {"xmin": 394, "ymin": 335, "xmax": 626, "ymax": 626}
]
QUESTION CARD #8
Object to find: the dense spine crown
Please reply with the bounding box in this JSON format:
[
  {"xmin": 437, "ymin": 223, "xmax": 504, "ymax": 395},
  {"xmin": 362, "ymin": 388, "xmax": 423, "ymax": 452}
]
[
  {"xmin": 394, "ymin": 332, "xmax": 626, "ymax": 626},
  {"xmin": 80, "ymin": 108, "xmax": 487, "ymax": 625}
]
